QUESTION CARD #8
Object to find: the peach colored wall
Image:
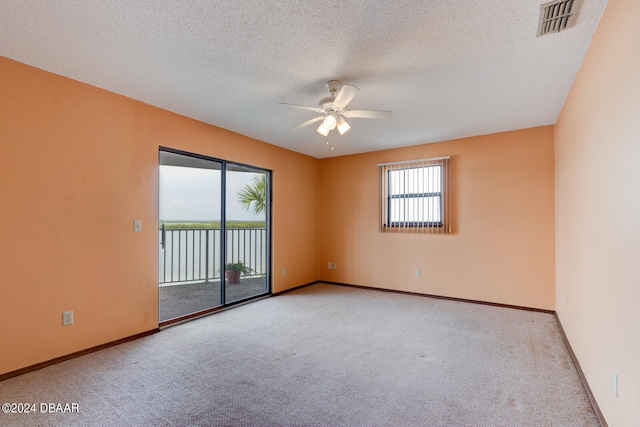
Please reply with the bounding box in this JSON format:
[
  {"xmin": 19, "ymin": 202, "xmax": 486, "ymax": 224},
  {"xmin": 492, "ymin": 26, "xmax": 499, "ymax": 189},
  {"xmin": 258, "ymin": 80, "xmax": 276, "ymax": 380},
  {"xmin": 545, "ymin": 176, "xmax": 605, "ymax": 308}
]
[
  {"xmin": 318, "ymin": 126, "xmax": 555, "ymax": 310},
  {"xmin": 0, "ymin": 57, "xmax": 318, "ymax": 375},
  {"xmin": 555, "ymin": 1, "xmax": 640, "ymax": 425}
]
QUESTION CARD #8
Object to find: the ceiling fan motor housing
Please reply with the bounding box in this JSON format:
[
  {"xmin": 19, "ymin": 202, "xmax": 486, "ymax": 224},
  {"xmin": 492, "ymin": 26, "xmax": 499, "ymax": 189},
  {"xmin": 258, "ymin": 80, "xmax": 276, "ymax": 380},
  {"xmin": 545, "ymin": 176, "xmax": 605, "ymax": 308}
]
[
  {"xmin": 320, "ymin": 80, "xmax": 343, "ymax": 112},
  {"xmin": 319, "ymin": 96, "xmax": 338, "ymax": 112}
]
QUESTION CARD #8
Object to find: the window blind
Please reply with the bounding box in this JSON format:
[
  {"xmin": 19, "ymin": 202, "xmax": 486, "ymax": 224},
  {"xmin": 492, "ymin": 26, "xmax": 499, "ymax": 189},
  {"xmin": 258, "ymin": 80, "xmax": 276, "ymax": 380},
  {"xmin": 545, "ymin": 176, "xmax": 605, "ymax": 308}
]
[{"xmin": 378, "ymin": 156, "xmax": 451, "ymax": 234}]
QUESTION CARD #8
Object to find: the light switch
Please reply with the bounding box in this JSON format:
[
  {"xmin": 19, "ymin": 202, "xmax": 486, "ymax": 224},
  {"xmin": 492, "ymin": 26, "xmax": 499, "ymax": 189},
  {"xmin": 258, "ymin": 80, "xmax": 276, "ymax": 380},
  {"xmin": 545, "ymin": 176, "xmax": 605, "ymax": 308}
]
[{"xmin": 134, "ymin": 220, "xmax": 142, "ymax": 232}]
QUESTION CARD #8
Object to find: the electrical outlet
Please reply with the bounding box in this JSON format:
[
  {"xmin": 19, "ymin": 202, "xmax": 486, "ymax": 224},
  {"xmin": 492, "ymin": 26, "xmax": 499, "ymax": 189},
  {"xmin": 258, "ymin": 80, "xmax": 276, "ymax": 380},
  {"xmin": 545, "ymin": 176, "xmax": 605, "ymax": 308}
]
[
  {"xmin": 612, "ymin": 371, "xmax": 618, "ymax": 397},
  {"xmin": 62, "ymin": 311, "xmax": 74, "ymax": 326},
  {"xmin": 332, "ymin": 263, "xmax": 337, "ymax": 270},
  {"xmin": 416, "ymin": 269, "xmax": 421, "ymax": 278},
  {"xmin": 133, "ymin": 220, "xmax": 142, "ymax": 232},
  {"xmin": 328, "ymin": 262, "xmax": 332, "ymax": 269},
  {"xmin": 282, "ymin": 267, "xmax": 286, "ymax": 276}
]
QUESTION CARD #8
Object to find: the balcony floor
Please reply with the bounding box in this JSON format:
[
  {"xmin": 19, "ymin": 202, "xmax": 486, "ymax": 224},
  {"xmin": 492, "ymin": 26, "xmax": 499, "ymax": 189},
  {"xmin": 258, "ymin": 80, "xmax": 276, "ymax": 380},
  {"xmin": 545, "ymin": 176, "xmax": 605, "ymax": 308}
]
[{"xmin": 159, "ymin": 276, "xmax": 269, "ymax": 322}]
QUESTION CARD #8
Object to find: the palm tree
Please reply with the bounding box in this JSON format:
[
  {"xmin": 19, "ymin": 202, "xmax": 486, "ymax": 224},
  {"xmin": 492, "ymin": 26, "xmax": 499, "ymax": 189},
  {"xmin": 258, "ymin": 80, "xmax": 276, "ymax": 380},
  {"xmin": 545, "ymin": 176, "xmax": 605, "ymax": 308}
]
[{"xmin": 238, "ymin": 174, "xmax": 266, "ymax": 215}]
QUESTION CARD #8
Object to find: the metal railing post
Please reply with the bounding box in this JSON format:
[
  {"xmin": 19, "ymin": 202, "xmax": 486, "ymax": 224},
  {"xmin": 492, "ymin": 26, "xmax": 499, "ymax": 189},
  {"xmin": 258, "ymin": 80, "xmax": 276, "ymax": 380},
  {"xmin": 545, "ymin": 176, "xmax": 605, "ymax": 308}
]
[{"xmin": 205, "ymin": 229, "xmax": 210, "ymax": 283}]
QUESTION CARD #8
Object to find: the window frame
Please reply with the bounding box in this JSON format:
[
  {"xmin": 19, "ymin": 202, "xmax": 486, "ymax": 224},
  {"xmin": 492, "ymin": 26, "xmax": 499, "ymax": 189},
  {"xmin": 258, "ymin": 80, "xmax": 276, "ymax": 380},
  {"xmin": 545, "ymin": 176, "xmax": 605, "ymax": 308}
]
[
  {"xmin": 379, "ymin": 156, "xmax": 450, "ymax": 234},
  {"xmin": 385, "ymin": 164, "xmax": 444, "ymax": 228}
]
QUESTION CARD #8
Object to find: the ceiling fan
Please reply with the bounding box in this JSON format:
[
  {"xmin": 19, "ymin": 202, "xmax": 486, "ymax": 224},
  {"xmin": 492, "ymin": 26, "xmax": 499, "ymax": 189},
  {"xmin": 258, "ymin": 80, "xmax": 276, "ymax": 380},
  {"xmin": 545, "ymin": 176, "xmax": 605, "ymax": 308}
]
[{"xmin": 279, "ymin": 80, "xmax": 392, "ymax": 137}]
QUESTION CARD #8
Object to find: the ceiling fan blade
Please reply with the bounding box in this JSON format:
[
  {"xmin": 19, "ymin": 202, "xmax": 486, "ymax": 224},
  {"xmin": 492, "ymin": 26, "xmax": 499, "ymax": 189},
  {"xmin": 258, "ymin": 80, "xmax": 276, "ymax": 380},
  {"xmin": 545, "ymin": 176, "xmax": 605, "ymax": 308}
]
[
  {"xmin": 291, "ymin": 116, "xmax": 324, "ymax": 130},
  {"xmin": 332, "ymin": 84, "xmax": 359, "ymax": 109},
  {"xmin": 278, "ymin": 103, "xmax": 324, "ymax": 114},
  {"xmin": 344, "ymin": 109, "xmax": 393, "ymax": 120}
]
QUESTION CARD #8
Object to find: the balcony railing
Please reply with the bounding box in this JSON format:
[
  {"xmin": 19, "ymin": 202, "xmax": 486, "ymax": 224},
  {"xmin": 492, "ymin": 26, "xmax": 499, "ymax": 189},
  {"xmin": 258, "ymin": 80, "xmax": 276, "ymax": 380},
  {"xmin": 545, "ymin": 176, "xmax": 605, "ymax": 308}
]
[{"xmin": 159, "ymin": 227, "xmax": 267, "ymax": 285}]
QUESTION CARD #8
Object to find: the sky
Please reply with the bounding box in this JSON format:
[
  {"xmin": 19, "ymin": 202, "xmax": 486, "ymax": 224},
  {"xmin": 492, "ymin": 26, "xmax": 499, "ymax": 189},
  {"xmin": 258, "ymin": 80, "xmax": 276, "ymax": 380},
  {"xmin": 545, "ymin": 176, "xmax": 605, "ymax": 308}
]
[{"xmin": 159, "ymin": 165, "xmax": 265, "ymax": 222}]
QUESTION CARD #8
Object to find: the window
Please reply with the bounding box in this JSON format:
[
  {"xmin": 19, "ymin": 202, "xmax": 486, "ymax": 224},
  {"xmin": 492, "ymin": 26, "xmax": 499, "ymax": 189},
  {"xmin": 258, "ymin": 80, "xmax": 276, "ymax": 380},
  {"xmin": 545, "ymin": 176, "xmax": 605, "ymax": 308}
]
[
  {"xmin": 388, "ymin": 164, "xmax": 443, "ymax": 226},
  {"xmin": 379, "ymin": 157, "xmax": 450, "ymax": 234}
]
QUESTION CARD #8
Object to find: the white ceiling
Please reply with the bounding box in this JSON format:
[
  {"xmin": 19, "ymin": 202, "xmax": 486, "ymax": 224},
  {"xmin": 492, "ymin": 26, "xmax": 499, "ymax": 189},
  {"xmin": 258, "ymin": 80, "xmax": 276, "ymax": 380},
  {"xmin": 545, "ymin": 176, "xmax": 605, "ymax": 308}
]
[{"xmin": 0, "ymin": 0, "xmax": 607, "ymax": 159}]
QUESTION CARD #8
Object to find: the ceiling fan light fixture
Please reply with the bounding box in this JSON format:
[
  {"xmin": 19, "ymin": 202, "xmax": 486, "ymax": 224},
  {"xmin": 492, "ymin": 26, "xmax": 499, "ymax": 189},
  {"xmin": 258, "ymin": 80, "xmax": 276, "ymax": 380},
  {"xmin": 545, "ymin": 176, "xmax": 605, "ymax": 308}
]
[
  {"xmin": 323, "ymin": 114, "xmax": 337, "ymax": 130},
  {"xmin": 280, "ymin": 80, "xmax": 392, "ymax": 140},
  {"xmin": 336, "ymin": 117, "xmax": 351, "ymax": 135},
  {"xmin": 317, "ymin": 122, "xmax": 330, "ymax": 137}
]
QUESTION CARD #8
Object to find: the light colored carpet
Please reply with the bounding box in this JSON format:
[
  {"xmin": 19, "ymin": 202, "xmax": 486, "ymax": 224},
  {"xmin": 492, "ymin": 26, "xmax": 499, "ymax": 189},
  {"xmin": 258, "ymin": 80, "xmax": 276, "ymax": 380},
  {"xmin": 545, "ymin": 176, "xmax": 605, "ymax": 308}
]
[{"xmin": 0, "ymin": 283, "xmax": 599, "ymax": 426}]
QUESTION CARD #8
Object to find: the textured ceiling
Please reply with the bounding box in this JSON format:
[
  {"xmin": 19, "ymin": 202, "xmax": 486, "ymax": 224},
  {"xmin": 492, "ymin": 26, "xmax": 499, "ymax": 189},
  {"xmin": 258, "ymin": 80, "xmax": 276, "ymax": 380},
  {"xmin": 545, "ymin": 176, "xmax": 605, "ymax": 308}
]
[{"xmin": 0, "ymin": 0, "xmax": 607, "ymax": 159}]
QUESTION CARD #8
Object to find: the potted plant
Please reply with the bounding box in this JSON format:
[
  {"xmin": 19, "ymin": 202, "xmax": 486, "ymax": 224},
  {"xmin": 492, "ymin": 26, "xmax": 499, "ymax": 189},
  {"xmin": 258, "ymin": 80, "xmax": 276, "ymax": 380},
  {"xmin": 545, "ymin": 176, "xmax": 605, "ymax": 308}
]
[{"xmin": 225, "ymin": 261, "xmax": 252, "ymax": 284}]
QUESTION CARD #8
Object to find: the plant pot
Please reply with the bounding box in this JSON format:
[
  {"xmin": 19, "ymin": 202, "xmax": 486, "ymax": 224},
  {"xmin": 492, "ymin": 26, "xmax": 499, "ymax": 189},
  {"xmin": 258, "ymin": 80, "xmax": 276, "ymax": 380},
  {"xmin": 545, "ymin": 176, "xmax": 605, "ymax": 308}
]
[{"xmin": 225, "ymin": 270, "xmax": 240, "ymax": 284}]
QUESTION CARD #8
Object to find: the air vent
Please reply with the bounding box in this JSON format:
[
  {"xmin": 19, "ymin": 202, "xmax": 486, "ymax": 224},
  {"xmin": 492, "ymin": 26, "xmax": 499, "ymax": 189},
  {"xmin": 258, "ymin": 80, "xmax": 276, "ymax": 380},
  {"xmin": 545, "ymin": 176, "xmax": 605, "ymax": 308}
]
[{"xmin": 537, "ymin": 0, "xmax": 583, "ymax": 37}]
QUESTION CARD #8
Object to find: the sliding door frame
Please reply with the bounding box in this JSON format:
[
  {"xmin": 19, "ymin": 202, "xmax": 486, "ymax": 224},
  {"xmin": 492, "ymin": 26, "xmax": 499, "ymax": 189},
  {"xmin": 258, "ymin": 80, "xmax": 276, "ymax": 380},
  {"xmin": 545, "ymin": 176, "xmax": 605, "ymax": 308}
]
[{"xmin": 158, "ymin": 146, "xmax": 272, "ymax": 325}]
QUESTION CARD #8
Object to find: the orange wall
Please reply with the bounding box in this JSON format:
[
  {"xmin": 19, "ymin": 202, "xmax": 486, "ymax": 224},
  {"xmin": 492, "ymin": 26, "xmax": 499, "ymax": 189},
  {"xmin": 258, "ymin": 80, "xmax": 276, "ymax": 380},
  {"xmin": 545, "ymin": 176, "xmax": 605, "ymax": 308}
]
[
  {"xmin": 0, "ymin": 57, "xmax": 318, "ymax": 375},
  {"xmin": 318, "ymin": 126, "xmax": 556, "ymax": 310},
  {"xmin": 555, "ymin": 1, "xmax": 640, "ymax": 425}
]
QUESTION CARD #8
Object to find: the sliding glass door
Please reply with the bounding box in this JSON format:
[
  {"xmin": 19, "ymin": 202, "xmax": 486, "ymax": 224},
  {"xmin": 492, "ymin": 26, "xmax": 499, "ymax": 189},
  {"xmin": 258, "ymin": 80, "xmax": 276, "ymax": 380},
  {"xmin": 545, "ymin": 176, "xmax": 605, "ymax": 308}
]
[
  {"xmin": 158, "ymin": 148, "xmax": 270, "ymax": 323},
  {"xmin": 225, "ymin": 164, "xmax": 269, "ymax": 304}
]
